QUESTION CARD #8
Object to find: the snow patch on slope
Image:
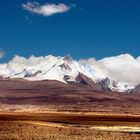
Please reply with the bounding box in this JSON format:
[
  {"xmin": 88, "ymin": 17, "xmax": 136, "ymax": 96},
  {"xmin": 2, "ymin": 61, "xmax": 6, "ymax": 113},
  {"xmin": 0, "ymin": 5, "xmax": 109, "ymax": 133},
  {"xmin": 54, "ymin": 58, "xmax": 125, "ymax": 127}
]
[{"xmin": 0, "ymin": 54, "xmax": 139, "ymax": 92}]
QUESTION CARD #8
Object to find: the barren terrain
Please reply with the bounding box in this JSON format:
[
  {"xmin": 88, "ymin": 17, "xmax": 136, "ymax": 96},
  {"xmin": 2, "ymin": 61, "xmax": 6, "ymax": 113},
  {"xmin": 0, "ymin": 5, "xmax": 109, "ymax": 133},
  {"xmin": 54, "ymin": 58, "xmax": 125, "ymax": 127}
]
[
  {"xmin": 0, "ymin": 112, "xmax": 140, "ymax": 140},
  {"xmin": 0, "ymin": 79, "xmax": 140, "ymax": 139},
  {"xmin": 0, "ymin": 79, "xmax": 140, "ymax": 114}
]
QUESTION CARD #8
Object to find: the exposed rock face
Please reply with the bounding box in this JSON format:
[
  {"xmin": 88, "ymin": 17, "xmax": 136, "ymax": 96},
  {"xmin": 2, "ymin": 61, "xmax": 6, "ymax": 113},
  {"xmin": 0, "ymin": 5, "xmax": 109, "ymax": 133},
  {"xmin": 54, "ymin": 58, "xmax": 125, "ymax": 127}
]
[
  {"xmin": 31, "ymin": 71, "xmax": 42, "ymax": 77},
  {"xmin": 25, "ymin": 71, "xmax": 42, "ymax": 78},
  {"xmin": 99, "ymin": 77, "xmax": 112, "ymax": 90},
  {"xmin": 75, "ymin": 73, "xmax": 101, "ymax": 90},
  {"xmin": 63, "ymin": 75, "xmax": 71, "ymax": 81},
  {"xmin": 131, "ymin": 84, "xmax": 140, "ymax": 94},
  {"xmin": 63, "ymin": 54, "xmax": 73, "ymax": 62},
  {"xmin": 59, "ymin": 63, "xmax": 72, "ymax": 71},
  {"xmin": 99, "ymin": 77, "xmax": 118, "ymax": 91}
]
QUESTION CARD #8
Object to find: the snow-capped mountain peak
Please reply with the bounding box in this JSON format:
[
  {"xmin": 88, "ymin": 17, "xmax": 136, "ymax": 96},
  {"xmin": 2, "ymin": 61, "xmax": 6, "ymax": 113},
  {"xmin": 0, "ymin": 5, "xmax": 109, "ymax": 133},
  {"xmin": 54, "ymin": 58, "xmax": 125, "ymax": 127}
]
[{"xmin": 0, "ymin": 54, "xmax": 138, "ymax": 92}]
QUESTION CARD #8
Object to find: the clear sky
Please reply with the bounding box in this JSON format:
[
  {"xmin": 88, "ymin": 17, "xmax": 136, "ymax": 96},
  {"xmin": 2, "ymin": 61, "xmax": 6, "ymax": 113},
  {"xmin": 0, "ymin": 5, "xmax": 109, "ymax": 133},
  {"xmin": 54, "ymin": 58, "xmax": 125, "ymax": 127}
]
[{"xmin": 0, "ymin": 0, "xmax": 140, "ymax": 62}]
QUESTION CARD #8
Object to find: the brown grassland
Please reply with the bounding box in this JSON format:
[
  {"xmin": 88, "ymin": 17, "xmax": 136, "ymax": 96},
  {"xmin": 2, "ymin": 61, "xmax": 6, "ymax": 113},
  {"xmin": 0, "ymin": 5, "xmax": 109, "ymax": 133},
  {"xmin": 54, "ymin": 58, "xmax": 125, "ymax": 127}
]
[
  {"xmin": 0, "ymin": 79, "xmax": 140, "ymax": 139},
  {"xmin": 0, "ymin": 112, "xmax": 140, "ymax": 140}
]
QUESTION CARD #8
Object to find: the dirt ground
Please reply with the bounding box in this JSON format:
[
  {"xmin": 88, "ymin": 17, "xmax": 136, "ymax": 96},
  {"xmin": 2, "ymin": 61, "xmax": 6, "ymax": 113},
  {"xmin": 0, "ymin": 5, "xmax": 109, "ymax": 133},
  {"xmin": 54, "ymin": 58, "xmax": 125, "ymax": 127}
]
[
  {"xmin": 0, "ymin": 113, "xmax": 140, "ymax": 140},
  {"xmin": 0, "ymin": 121, "xmax": 140, "ymax": 140},
  {"xmin": 0, "ymin": 79, "xmax": 140, "ymax": 139}
]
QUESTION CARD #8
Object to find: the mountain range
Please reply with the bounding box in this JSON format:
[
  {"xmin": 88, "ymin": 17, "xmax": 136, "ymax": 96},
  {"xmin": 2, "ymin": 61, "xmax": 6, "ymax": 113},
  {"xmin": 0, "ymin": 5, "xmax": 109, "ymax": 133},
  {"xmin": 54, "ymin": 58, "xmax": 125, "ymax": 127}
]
[{"xmin": 0, "ymin": 54, "xmax": 139, "ymax": 93}]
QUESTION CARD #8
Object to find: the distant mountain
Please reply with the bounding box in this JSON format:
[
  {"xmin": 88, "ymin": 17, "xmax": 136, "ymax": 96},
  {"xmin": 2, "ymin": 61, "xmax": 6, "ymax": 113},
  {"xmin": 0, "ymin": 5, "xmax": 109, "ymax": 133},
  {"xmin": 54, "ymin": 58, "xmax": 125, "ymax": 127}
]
[
  {"xmin": 75, "ymin": 73, "xmax": 102, "ymax": 90},
  {"xmin": 0, "ymin": 55, "xmax": 137, "ymax": 92},
  {"xmin": 131, "ymin": 84, "xmax": 140, "ymax": 94}
]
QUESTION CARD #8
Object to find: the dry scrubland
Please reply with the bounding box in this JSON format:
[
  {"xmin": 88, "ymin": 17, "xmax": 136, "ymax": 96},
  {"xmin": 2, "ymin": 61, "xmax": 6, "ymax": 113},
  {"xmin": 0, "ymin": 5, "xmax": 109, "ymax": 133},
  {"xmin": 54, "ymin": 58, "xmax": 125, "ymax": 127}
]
[
  {"xmin": 0, "ymin": 79, "xmax": 140, "ymax": 140},
  {"xmin": 0, "ymin": 113, "xmax": 140, "ymax": 140},
  {"xmin": 0, "ymin": 121, "xmax": 140, "ymax": 140}
]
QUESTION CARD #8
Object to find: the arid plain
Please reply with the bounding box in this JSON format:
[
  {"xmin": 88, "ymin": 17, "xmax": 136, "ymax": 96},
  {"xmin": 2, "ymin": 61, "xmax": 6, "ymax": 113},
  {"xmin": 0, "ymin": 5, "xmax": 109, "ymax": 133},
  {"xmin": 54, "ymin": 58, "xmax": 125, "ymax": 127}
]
[{"xmin": 0, "ymin": 79, "xmax": 140, "ymax": 140}]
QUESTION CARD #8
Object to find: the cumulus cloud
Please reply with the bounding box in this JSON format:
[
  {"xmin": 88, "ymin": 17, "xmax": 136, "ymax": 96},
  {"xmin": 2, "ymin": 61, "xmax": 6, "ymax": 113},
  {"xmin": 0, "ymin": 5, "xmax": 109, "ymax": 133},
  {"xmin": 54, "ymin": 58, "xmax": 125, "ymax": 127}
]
[
  {"xmin": 79, "ymin": 54, "xmax": 140, "ymax": 84},
  {"xmin": 0, "ymin": 53, "xmax": 140, "ymax": 84},
  {"xmin": 0, "ymin": 55, "xmax": 59, "ymax": 76},
  {"xmin": 22, "ymin": 2, "xmax": 71, "ymax": 16},
  {"xmin": 0, "ymin": 50, "xmax": 5, "ymax": 59}
]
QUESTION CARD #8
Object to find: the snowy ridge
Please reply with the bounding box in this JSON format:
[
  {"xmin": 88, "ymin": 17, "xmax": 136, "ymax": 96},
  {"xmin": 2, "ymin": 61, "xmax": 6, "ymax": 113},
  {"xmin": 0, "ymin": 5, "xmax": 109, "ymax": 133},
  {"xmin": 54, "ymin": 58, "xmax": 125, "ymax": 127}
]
[{"xmin": 0, "ymin": 54, "xmax": 138, "ymax": 92}]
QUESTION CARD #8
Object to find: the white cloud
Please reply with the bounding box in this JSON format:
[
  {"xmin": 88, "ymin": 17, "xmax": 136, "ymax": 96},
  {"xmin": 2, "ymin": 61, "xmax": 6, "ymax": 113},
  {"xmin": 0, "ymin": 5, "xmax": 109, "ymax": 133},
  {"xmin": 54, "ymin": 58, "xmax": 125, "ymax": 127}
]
[
  {"xmin": 0, "ymin": 50, "xmax": 5, "ymax": 59},
  {"xmin": 22, "ymin": 2, "xmax": 71, "ymax": 16},
  {"xmin": 79, "ymin": 54, "xmax": 140, "ymax": 84},
  {"xmin": 0, "ymin": 53, "xmax": 140, "ymax": 84}
]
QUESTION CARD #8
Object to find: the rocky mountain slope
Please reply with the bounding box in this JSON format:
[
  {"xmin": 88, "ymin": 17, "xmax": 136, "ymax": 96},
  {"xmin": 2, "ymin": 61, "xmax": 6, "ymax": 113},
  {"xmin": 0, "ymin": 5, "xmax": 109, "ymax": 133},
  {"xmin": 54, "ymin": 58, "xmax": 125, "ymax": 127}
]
[
  {"xmin": 131, "ymin": 84, "xmax": 140, "ymax": 94},
  {"xmin": 0, "ymin": 55, "xmax": 138, "ymax": 92},
  {"xmin": 0, "ymin": 78, "xmax": 140, "ymax": 114}
]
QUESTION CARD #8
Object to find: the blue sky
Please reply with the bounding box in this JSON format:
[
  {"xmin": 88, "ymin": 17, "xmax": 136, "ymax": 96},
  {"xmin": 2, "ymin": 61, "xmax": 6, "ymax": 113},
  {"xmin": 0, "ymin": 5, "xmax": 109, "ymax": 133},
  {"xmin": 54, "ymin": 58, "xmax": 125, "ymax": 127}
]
[{"xmin": 0, "ymin": 0, "xmax": 140, "ymax": 62}]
